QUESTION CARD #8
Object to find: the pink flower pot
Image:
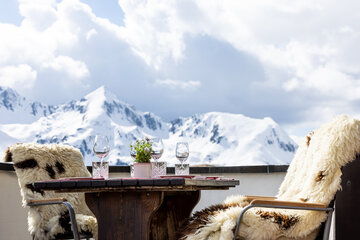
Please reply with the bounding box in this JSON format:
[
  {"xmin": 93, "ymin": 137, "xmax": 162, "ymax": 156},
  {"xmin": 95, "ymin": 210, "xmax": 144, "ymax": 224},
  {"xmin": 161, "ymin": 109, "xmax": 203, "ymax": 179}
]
[{"xmin": 133, "ymin": 162, "xmax": 152, "ymax": 178}]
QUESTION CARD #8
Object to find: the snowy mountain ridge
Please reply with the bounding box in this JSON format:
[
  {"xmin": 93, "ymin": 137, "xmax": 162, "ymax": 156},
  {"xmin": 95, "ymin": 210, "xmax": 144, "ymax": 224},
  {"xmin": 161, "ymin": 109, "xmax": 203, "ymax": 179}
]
[{"xmin": 0, "ymin": 86, "xmax": 297, "ymax": 166}]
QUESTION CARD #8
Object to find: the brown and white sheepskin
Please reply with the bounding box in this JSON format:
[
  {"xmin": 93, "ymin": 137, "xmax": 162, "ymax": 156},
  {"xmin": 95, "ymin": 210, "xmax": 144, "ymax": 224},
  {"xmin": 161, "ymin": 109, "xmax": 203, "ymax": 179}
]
[
  {"xmin": 3, "ymin": 143, "xmax": 97, "ymax": 240},
  {"xmin": 181, "ymin": 115, "xmax": 360, "ymax": 240}
]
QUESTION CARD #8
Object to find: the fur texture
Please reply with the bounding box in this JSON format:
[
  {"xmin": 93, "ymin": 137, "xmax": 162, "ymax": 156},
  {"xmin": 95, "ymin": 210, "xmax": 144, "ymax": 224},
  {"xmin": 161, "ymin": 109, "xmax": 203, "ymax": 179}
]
[
  {"xmin": 181, "ymin": 115, "xmax": 360, "ymax": 240},
  {"xmin": 4, "ymin": 143, "xmax": 98, "ymax": 240}
]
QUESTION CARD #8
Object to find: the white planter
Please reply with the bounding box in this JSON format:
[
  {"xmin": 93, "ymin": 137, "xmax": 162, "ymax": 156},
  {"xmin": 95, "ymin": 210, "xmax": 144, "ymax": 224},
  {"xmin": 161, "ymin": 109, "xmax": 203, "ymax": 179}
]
[{"xmin": 133, "ymin": 162, "xmax": 152, "ymax": 178}]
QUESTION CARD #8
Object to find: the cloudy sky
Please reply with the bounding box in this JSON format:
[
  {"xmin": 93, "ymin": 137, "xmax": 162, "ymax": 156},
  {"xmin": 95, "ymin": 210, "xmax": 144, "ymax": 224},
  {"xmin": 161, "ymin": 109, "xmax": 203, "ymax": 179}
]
[{"xmin": 1, "ymin": 0, "xmax": 360, "ymax": 138}]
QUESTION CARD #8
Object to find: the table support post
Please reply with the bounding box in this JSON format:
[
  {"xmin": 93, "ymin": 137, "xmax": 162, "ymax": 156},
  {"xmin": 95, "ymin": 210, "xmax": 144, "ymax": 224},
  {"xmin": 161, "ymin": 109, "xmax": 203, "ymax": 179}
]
[
  {"xmin": 150, "ymin": 191, "xmax": 201, "ymax": 240},
  {"xmin": 86, "ymin": 191, "xmax": 163, "ymax": 240}
]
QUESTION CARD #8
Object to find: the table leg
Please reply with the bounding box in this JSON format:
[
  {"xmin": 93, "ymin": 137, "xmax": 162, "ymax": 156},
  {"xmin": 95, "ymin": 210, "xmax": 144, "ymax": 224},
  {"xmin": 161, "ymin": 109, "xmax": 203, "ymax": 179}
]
[
  {"xmin": 85, "ymin": 192, "xmax": 163, "ymax": 240},
  {"xmin": 150, "ymin": 191, "xmax": 201, "ymax": 240}
]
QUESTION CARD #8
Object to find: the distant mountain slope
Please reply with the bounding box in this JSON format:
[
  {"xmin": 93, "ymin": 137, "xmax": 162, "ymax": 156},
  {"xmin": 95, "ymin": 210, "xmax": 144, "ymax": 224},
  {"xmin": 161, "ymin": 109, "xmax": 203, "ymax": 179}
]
[
  {"xmin": 164, "ymin": 112, "xmax": 296, "ymax": 166},
  {"xmin": 0, "ymin": 86, "xmax": 297, "ymax": 166},
  {"xmin": 0, "ymin": 87, "xmax": 56, "ymax": 124}
]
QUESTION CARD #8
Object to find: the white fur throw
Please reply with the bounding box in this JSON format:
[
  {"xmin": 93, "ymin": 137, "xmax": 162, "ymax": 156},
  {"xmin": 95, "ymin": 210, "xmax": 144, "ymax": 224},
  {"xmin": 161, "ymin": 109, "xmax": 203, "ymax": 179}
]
[
  {"xmin": 3, "ymin": 143, "xmax": 98, "ymax": 240},
  {"xmin": 181, "ymin": 115, "xmax": 360, "ymax": 240}
]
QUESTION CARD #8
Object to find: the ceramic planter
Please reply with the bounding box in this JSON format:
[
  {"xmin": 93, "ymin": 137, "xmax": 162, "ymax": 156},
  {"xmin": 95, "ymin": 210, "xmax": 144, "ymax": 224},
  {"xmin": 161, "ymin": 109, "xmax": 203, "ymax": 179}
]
[{"xmin": 133, "ymin": 162, "xmax": 152, "ymax": 178}]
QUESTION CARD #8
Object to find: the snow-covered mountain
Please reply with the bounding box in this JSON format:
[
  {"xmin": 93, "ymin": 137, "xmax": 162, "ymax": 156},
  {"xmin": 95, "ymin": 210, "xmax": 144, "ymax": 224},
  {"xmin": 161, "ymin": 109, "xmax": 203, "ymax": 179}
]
[
  {"xmin": 0, "ymin": 86, "xmax": 56, "ymax": 124},
  {"xmin": 0, "ymin": 86, "xmax": 297, "ymax": 166},
  {"xmin": 165, "ymin": 113, "xmax": 296, "ymax": 166}
]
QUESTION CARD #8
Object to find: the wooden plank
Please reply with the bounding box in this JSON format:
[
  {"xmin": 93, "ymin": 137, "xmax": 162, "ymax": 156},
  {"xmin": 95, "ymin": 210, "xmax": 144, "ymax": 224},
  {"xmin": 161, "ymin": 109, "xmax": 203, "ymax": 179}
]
[
  {"xmin": 138, "ymin": 179, "xmax": 154, "ymax": 186},
  {"xmin": 33, "ymin": 181, "xmax": 46, "ymax": 189},
  {"xmin": 241, "ymin": 195, "xmax": 277, "ymax": 202},
  {"xmin": 28, "ymin": 198, "xmax": 67, "ymax": 204},
  {"xmin": 46, "ymin": 181, "xmax": 61, "ymax": 188},
  {"xmin": 153, "ymin": 179, "xmax": 170, "ymax": 186},
  {"xmin": 85, "ymin": 191, "xmax": 163, "ymax": 240},
  {"xmin": 184, "ymin": 179, "xmax": 239, "ymax": 187},
  {"xmin": 250, "ymin": 199, "xmax": 326, "ymax": 208},
  {"xmin": 150, "ymin": 191, "xmax": 200, "ymax": 240},
  {"xmin": 60, "ymin": 181, "xmax": 76, "ymax": 188},
  {"xmin": 91, "ymin": 180, "xmax": 106, "ymax": 187},
  {"xmin": 122, "ymin": 179, "xmax": 137, "ymax": 186},
  {"xmin": 107, "ymin": 179, "xmax": 122, "ymax": 187},
  {"xmin": 169, "ymin": 178, "xmax": 185, "ymax": 186},
  {"xmin": 76, "ymin": 180, "xmax": 92, "ymax": 188}
]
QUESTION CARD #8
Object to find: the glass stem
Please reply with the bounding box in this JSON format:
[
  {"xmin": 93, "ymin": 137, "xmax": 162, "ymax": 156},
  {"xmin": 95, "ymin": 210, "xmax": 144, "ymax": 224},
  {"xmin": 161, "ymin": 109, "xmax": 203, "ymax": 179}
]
[{"xmin": 100, "ymin": 156, "xmax": 103, "ymax": 177}]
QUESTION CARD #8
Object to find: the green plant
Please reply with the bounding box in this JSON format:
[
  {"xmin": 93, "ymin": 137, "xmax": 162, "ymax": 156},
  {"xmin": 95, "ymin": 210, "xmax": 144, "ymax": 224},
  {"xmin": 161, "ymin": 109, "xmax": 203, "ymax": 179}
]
[{"xmin": 130, "ymin": 137, "xmax": 153, "ymax": 163}]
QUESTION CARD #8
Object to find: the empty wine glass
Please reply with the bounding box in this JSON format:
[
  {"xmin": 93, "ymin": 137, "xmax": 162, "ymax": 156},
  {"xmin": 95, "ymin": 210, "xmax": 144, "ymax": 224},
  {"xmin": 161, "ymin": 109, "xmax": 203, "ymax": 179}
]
[
  {"xmin": 150, "ymin": 138, "xmax": 164, "ymax": 161},
  {"xmin": 93, "ymin": 135, "xmax": 110, "ymax": 179},
  {"xmin": 130, "ymin": 141, "xmax": 137, "ymax": 160},
  {"xmin": 129, "ymin": 141, "xmax": 137, "ymax": 177},
  {"xmin": 176, "ymin": 142, "xmax": 189, "ymax": 170}
]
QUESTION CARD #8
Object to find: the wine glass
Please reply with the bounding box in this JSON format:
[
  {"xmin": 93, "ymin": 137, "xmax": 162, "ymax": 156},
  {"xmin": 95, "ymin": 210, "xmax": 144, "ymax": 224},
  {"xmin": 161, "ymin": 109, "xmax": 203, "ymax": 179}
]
[
  {"xmin": 130, "ymin": 141, "xmax": 137, "ymax": 160},
  {"xmin": 150, "ymin": 138, "xmax": 164, "ymax": 161},
  {"xmin": 129, "ymin": 141, "xmax": 137, "ymax": 177},
  {"xmin": 93, "ymin": 135, "xmax": 110, "ymax": 179},
  {"xmin": 176, "ymin": 142, "xmax": 189, "ymax": 170}
]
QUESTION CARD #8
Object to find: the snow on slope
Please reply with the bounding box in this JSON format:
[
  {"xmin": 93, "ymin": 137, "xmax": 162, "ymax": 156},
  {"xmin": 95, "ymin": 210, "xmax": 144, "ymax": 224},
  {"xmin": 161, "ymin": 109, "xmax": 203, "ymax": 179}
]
[
  {"xmin": 0, "ymin": 86, "xmax": 297, "ymax": 166},
  {"xmin": 0, "ymin": 129, "xmax": 20, "ymax": 153},
  {"xmin": 0, "ymin": 86, "xmax": 56, "ymax": 124},
  {"xmin": 164, "ymin": 113, "xmax": 296, "ymax": 166}
]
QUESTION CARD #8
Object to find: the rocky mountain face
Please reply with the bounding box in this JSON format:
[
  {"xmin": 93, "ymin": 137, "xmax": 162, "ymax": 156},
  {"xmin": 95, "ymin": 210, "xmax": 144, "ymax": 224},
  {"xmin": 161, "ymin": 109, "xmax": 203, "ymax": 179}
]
[{"xmin": 0, "ymin": 86, "xmax": 297, "ymax": 166}]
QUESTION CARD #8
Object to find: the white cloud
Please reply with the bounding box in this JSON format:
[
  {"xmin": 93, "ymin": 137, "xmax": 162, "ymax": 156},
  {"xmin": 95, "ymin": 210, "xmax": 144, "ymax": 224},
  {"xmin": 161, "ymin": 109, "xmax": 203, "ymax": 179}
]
[
  {"xmin": 116, "ymin": 0, "xmax": 360, "ymax": 129},
  {"xmin": 283, "ymin": 78, "xmax": 299, "ymax": 91},
  {"xmin": 118, "ymin": 0, "xmax": 360, "ymax": 98},
  {"xmin": 0, "ymin": 0, "xmax": 127, "ymax": 91},
  {"xmin": 42, "ymin": 56, "xmax": 89, "ymax": 79},
  {"xmin": 86, "ymin": 28, "xmax": 98, "ymax": 40},
  {"xmin": 19, "ymin": 0, "xmax": 58, "ymax": 31},
  {"xmin": 119, "ymin": 0, "xmax": 190, "ymax": 69},
  {"xmin": 0, "ymin": 64, "xmax": 37, "ymax": 91},
  {"xmin": 155, "ymin": 78, "xmax": 201, "ymax": 89}
]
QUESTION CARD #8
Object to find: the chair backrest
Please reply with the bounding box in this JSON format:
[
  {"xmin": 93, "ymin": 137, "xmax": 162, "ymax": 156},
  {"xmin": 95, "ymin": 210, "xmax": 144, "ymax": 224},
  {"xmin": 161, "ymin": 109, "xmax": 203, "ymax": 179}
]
[
  {"xmin": 334, "ymin": 154, "xmax": 360, "ymax": 238},
  {"xmin": 3, "ymin": 143, "xmax": 94, "ymax": 239},
  {"xmin": 272, "ymin": 115, "xmax": 360, "ymax": 239},
  {"xmin": 180, "ymin": 115, "xmax": 360, "ymax": 240},
  {"xmin": 277, "ymin": 115, "xmax": 360, "ymax": 207}
]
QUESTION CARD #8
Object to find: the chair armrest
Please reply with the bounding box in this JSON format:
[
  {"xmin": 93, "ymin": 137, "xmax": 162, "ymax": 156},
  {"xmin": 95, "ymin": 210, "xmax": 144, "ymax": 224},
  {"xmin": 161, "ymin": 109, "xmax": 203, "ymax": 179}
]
[
  {"xmin": 250, "ymin": 199, "xmax": 327, "ymax": 209},
  {"xmin": 27, "ymin": 198, "xmax": 80, "ymax": 240},
  {"xmin": 242, "ymin": 195, "xmax": 277, "ymax": 202},
  {"xmin": 27, "ymin": 198, "xmax": 67, "ymax": 205},
  {"xmin": 233, "ymin": 199, "xmax": 333, "ymax": 240}
]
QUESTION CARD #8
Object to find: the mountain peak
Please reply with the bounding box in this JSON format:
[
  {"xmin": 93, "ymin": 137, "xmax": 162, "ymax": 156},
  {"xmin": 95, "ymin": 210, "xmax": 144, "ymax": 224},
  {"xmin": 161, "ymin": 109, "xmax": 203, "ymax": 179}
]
[
  {"xmin": 85, "ymin": 86, "xmax": 119, "ymax": 103},
  {"xmin": 0, "ymin": 86, "xmax": 25, "ymax": 111}
]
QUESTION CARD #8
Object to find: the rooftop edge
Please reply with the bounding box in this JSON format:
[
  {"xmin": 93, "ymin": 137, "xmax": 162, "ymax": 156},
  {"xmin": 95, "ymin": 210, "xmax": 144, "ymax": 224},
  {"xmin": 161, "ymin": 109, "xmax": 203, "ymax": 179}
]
[{"xmin": 0, "ymin": 162, "xmax": 288, "ymax": 174}]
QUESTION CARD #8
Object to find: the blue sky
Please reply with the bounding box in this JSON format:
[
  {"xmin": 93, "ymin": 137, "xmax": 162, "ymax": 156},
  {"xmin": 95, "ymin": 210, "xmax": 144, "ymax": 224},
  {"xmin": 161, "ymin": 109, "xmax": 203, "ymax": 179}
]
[{"xmin": 0, "ymin": 0, "xmax": 360, "ymax": 139}]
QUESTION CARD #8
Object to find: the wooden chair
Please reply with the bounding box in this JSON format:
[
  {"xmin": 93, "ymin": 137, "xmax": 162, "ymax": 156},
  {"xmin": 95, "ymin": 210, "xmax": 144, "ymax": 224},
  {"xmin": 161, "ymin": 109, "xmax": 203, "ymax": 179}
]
[
  {"xmin": 3, "ymin": 143, "xmax": 97, "ymax": 240},
  {"xmin": 181, "ymin": 115, "xmax": 360, "ymax": 240}
]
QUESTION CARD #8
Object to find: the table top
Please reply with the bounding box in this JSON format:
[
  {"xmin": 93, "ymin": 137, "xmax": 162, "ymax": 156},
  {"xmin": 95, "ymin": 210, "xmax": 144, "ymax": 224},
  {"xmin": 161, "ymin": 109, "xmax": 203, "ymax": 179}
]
[{"xmin": 33, "ymin": 177, "xmax": 239, "ymax": 193}]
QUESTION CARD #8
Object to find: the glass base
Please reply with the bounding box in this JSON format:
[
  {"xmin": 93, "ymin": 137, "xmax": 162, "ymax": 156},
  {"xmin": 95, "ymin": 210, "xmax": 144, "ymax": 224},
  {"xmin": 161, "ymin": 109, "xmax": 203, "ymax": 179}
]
[
  {"xmin": 92, "ymin": 161, "xmax": 109, "ymax": 179},
  {"xmin": 151, "ymin": 161, "xmax": 167, "ymax": 178},
  {"xmin": 175, "ymin": 164, "xmax": 189, "ymax": 175}
]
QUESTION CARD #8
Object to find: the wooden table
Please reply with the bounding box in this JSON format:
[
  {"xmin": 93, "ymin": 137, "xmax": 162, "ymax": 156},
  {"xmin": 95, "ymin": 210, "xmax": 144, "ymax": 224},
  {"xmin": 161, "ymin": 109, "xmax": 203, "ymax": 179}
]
[{"xmin": 34, "ymin": 177, "xmax": 239, "ymax": 240}]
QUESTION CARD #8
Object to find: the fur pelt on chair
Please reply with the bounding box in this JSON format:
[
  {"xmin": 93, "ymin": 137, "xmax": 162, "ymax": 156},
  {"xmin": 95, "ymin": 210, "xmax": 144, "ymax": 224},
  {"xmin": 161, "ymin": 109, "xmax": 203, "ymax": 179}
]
[
  {"xmin": 4, "ymin": 143, "xmax": 98, "ymax": 240},
  {"xmin": 180, "ymin": 115, "xmax": 360, "ymax": 240}
]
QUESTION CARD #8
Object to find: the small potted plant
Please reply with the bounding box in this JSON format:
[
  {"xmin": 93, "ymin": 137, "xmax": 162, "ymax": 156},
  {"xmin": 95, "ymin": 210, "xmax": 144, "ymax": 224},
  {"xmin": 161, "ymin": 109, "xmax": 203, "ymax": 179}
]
[{"xmin": 130, "ymin": 137, "xmax": 152, "ymax": 178}]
